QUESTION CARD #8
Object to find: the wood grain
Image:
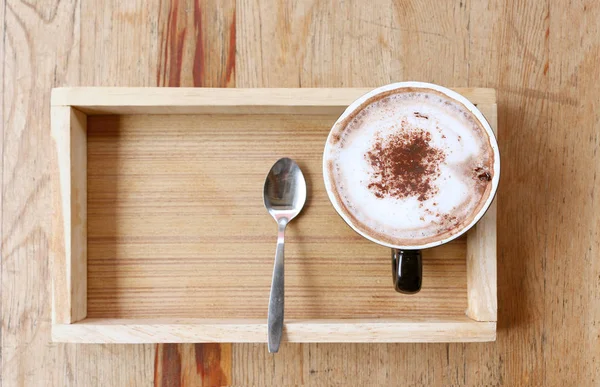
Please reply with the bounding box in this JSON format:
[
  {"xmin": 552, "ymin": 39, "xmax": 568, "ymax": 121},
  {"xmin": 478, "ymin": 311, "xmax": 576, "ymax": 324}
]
[
  {"xmin": 51, "ymin": 86, "xmax": 497, "ymax": 115},
  {"xmin": 4, "ymin": 0, "xmax": 600, "ymax": 386},
  {"xmin": 236, "ymin": 0, "xmax": 470, "ymax": 88},
  {"xmin": 235, "ymin": 0, "xmax": 600, "ymax": 386},
  {"xmin": 48, "ymin": 89, "xmax": 495, "ymax": 344},
  {"xmin": 156, "ymin": 0, "xmax": 236, "ymax": 88},
  {"xmin": 466, "ymin": 103, "xmax": 498, "ymax": 322},
  {"xmin": 50, "ymin": 106, "xmax": 87, "ymax": 324},
  {"xmin": 147, "ymin": 1, "xmax": 237, "ymax": 385},
  {"xmin": 52, "ymin": 317, "xmax": 495, "ymax": 343},
  {"xmin": 466, "ymin": 0, "xmax": 556, "ymax": 384},
  {"xmin": 2, "ymin": 1, "xmax": 94, "ymax": 386},
  {"xmin": 541, "ymin": 3, "xmax": 600, "ymax": 385},
  {"xmin": 84, "ymin": 112, "xmax": 470, "ymax": 321},
  {"xmin": 154, "ymin": 343, "xmax": 232, "ymax": 386}
]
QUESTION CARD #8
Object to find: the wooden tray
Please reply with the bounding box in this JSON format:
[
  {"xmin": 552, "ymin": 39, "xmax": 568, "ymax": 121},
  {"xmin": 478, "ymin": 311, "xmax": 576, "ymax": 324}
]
[{"xmin": 50, "ymin": 87, "xmax": 497, "ymax": 343}]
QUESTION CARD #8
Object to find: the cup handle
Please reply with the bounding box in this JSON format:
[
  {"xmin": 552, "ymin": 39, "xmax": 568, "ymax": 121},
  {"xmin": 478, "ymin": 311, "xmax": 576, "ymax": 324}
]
[{"xmin": 392, "ymin": 249, "xmax": 422, "ymax": 294}]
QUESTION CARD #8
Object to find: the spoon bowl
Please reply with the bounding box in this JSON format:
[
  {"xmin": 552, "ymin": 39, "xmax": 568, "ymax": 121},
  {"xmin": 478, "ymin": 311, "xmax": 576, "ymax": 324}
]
[{"xmin": 263, "ymin": 158, "xmax": 307, "ymax": 222}]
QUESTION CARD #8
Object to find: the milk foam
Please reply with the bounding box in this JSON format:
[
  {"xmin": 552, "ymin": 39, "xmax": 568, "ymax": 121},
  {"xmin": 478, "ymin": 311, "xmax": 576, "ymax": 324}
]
[{"xmin": 325, "ymin": 89, "xmax": 495, "ymax": 246}]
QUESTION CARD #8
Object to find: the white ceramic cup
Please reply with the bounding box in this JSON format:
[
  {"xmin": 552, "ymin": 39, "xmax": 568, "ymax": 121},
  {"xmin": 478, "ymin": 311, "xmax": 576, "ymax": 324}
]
[{"xmin": 322, "ymin": 82, "xmax": 500, "ymax": 293}]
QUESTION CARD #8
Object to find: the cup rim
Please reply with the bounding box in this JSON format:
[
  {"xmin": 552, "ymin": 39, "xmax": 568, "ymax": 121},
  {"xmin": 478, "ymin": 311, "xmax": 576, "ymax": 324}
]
[{"xmin": 322, "ymin": 81, "xmax": 500, "ymax": 250}]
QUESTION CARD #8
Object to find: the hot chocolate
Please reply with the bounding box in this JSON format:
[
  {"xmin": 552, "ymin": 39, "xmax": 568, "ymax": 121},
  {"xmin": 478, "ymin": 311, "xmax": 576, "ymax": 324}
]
[{"xmin": 323, "ymin": 86, "xmax": 497, "ymax": 247}]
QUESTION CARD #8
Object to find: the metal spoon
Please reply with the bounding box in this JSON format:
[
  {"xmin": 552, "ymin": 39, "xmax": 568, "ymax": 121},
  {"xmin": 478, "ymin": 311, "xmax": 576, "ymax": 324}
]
[{"xmin": 263, "ymin": 158, "xmax": 307, "ymax": 353}]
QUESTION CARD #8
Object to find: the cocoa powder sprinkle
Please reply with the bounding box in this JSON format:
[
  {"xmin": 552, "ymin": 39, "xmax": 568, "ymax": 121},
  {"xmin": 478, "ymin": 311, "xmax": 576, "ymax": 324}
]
[
  {"xmin": 474, "ymin": 166, "xmax": 493, "ymax": 182},
  {"xmin": 365, "ymin": 129, "xmax": 446, "ymax": 201}
]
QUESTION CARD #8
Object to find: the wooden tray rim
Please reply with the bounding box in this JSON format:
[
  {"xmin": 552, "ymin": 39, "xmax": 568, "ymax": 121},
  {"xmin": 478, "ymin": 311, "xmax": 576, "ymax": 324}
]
[{"xmin": 50, "ymin": 87, "xmax": 497, "ymax": 343}]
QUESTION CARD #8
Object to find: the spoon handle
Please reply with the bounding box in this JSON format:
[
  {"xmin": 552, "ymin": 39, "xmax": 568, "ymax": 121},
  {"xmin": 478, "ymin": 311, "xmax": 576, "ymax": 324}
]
[{"xmin": 268, "ymin": 219, "xmax": 287, "ymax": 353}]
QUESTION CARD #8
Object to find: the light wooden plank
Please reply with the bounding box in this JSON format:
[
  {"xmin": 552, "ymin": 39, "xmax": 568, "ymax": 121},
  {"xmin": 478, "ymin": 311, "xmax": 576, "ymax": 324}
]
[
  {"xmin": 1, "ymin": 0, "xmax": 104, "ymax": 385},
  {"xmin": 147, "ymin": 2, "xmax": 238, "ymax": 382},
  {"xmin": 464, "ymin": 1, "xmax": 552, "ymax": 383},
  {"xmin": 51, "ymin": 87, "xmax": 497, "ymax": 115},
  {"xmin": 232, "ymin": 2, "xmax": 498, "ymax": 384},
  {"xmin": 543, "ymin": 4, "xmax": 600, "ymax": 386},
  {"xmin": 466, "ymin": 103, "xmax": 498, "ymax": 322},
  {"xmin": 50, "ymin": 106, "xmax": 87, "ymax": 324},
  {"xmin": 142, "ymin": 1, "xmax": 238, "ymax": 385},
  {"xmin": 70, "ymin": 107, "xmax": 88, "ymax": 322},
  {"xmin": 52, "ymin": 317, "xmax": 495, "ymax": 343},
  {"xmin": 76, "ymin": 0, "xmax": 160, "ymax": 385},
  {"xmin": 50, "ymin": 106, "xmax": 71, "ymax": 324}
]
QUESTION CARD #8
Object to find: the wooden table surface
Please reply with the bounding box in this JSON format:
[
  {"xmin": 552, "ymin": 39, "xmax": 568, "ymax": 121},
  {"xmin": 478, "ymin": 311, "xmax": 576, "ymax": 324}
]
[{"xmin": 2, "ymin": 1, "xmax": 599, "ymax": 386}]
